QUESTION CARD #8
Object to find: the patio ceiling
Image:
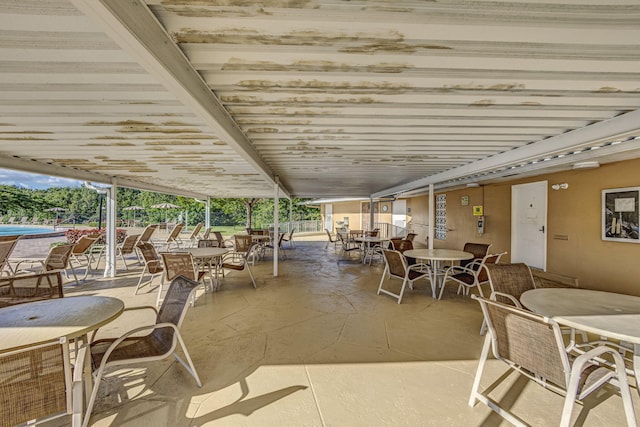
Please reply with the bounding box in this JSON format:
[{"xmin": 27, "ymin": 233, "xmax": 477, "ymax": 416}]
[{"xmin": 1, "ymin": 1, "xmax": 640, "ymax": 199}]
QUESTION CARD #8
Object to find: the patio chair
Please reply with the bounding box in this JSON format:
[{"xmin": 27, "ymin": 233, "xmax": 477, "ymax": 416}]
[
  {"xmin": 469, "ymin": 295, "xmax": 636, "ymax": 427},
  {"xmin": 336, "ymin": 231, "xmax": 360, "ymax": 257},
  {"xmin": 200, "ymin": 226, "xmax": 211, "ymax": 240},
  {"xmin": 438, "ymin": 251, "xmax": 507, "ymax": 300},
  {"xmin": 83, "ymin": 276, "xmax": 202, "ymax": 427},
  {"xmin": 159, "ymin": 252, "xmax": 206, "ymax": 306},
  {"xmin": 186, "ymin": 222, "xmax": 203, "ymax": 247},
  {"xmin": 325, "ymin": 229, "xmax": 338, "ymax": 250},
  {"xmin": 484, "ymin": 262, "xmax": 534, "ymax": 305},
  {"xmin": 213, "ymin": 231, "xmax": 233, "ymax": 248},
  {"xmin": 197, "ymin": 239, "xmax": 220, "ymax": 248},
  {"xmin": 0, "ymin": 271, "xmax": 64, "ymax": 307},
  {"xmin": 136, "ymin": 224, "xmax": 158, "ymax": 245},
  {"xmin": 134, "ymin": 242, "xmax": 164, "ymax": 294},
  {"xmin": 221, "ymin": 241, "xmax": 259, "ymax": 288},
  {"xmin": 116, "ymin": 234, "xmax": 141, "ymax": 270},
  {"xmin": 68, "ymin": 234, "xmax": 100, "ymax": 282},
  {"xmin": 282, "ymin": 229, "xmax": 295, "ymax": 248},
  {"xmin": 158, "ymin": 222, "xmax": 184, "ymax": 250},
  {"xmin": 0, "ymin": 235, "xmax": 21, "ymax": 276},
  {"xmin": 264, "ymin": 232, "xmax": 287, "ymax": 260},
  {"xmin": 377, "ymin": 249, "xmax": 433, "ymax": 304},
  {"xmin": 405, "ymin": 232, "xmax": 417, "ymax": 241},
  {"xmin": 5, "ymin": 217, "xmax": 15, "ymax": 224},
  {"xmin": 1, "ymin": 337, "xmax": 88, "ymax": 427},
  {"xmin": 14, "ymin": 244, "xmax": 76, "ymax": 284},
  {"xmin": 460, "ymin": 242, "xmax": 491, "ymax": 268}
]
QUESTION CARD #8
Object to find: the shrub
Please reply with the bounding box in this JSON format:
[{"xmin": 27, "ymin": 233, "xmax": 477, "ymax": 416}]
[{"xmin": 65, "ymin": 228, "xmax": 127, "ymax": 244}]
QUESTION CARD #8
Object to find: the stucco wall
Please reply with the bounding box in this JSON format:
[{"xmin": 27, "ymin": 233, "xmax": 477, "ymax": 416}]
[{"xmin": 437, "ymin": 158, "xmax": 640, "ymax": 295}]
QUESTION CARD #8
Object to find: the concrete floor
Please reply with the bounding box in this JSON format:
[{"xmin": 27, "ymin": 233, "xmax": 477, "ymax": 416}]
[{"xmin": 38, "ymin": 234, "xmax": 639, "ymax": 426}]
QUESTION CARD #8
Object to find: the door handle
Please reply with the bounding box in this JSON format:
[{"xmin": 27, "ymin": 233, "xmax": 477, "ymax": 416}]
[{"xmin": 539, "ymin": 226, "xmax": 545, "ymax": 233}]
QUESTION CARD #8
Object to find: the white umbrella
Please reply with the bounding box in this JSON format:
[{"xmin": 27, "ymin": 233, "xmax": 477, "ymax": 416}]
[
  {"xmin": 46, "ymin": 207, "xmax": 66, "ymax": 224},
  {"xmin": 123, "ymin": 205, "xmax": 145, "ymax": 224},
  {"xmin": 151, "ymin": 203, "xmax": 180, "ymax": 222}
]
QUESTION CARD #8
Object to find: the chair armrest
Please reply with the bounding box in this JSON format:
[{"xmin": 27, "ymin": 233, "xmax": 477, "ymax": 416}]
[
  {"xmin": 90, "ymin": 305, "xmax": 158, "ymax": 341},
  {"xmin": 489, "ymin": 291, "xmax": 522, "ymax": 307},
  {"xmin": 97, "ymin": 322, "xmax": 179, "ymax": 367}
]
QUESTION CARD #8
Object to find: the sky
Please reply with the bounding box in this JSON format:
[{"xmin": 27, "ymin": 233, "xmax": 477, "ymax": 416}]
[{"xmin": 0, "ymin": 169, "xmax": 83, "ymax": 190}]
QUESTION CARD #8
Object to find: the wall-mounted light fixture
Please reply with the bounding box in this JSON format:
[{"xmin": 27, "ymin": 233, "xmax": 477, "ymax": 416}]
[{"xmin": 551, "ymin": 183, "xmax": 569, "ymax": 190}]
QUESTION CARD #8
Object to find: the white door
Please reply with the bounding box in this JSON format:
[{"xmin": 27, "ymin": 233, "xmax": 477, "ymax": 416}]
[
  {"xmin": 511, "ymin": 181, "xmax": 547, "ymax": 270},
  {"xmin": 324, "ymin": 204, "xmax": 333, "ymax": 232}
]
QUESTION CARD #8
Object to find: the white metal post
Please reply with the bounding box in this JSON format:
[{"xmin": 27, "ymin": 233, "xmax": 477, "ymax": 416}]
[
  {"xmin": 105, "ymin": 179, "xmax": 117, "ymax": 277},
  {"xmin": 273, "ymin": 177, "xmax": 280, "ymax": 277},
  {"xmin": 205, "ymin": 197, "xmax": 211, "ymax": 229}
]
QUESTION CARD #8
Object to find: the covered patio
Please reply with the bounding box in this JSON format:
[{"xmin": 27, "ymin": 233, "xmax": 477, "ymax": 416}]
[{"xmin": 30, "ymin": 236, "xmax": 635, "ymax": 426}]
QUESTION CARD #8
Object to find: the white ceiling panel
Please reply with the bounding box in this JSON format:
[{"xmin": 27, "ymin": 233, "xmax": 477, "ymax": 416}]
[{"xmin": 0, "ymin": 0, "xmax": 639, "ymax": 198}]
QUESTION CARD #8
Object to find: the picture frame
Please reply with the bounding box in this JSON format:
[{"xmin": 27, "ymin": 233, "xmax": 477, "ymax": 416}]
[
  {"xmin": 461, "ymin": 196, "xmax": 469, "ymax": 206},
  {"xmin": 602, "ymin": 187, "xmax": 640, "ymax": 243}
]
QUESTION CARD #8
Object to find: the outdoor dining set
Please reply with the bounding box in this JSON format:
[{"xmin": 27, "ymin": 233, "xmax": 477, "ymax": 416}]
[{"xmin": 1, "ymin": 226, "xmax": 640, "ymax": 426}]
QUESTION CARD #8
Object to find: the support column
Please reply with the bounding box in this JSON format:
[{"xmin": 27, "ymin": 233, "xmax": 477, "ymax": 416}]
[
  {"xmin": 273, "ymin": 177, "xmax": 280, "ymax": 277},
  {"xmin": 369, "ymin": 198, "xmax": 375, "ymax": 231},
  {"xmin": 105, "ymin": 180, "xmax": 117, "ymax": 277},
  {"xmin": 205, "ymin": 197, "xmax": 211, "ymax": 229},
  {"xmin": 428, "ymin": 184, "xmax": 434, "ymax": 249}
]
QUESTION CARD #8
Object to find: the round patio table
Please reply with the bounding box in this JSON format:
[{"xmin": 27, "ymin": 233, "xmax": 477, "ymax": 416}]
[
  {"xmin": 183, "ymin": 247, "xmax": 228, "ymax": 291},
  {"xmin": 403, "ymin": 249, "xmax": 474, "ymax": 298}
]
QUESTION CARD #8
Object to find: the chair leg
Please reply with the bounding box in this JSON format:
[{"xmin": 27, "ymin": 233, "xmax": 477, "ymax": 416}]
[
  {"xmin": 246, "ymin": 263, "xmax": 257, "ymax": 288},
  {"xmin": 468, "ymin": 334, "xmax": 492, "ymax": 407},
  {"xmin": 376, "ymin": 265, "xmax": 389, "ymax": 295},
  {"xmin": 173, "ymin": 331, "xmax": 203, "ymax": 387}
]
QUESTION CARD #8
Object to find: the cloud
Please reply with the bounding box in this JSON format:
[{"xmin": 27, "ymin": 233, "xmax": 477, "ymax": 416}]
[{"xmin": 0, "ymin": 170, "xmax": 82, "ymax": 190}]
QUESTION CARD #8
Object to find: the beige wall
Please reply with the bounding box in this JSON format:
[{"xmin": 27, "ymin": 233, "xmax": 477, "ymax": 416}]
[
  {"xmin": 322, "ymin": 201, "xmax": 363, "ymax": 232},
  {"xmin": 436, "ymin": 158, "xmax": 640, "ymax": 295},
  {"xmin": 323, "ymin": 158, "xmax": 640, "ymax": 295}
]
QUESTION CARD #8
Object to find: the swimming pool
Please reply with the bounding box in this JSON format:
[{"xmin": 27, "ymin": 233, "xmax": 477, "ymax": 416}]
[{"xmin": 0, "ymin": 225, "xmax": 56, "ymax": 236}]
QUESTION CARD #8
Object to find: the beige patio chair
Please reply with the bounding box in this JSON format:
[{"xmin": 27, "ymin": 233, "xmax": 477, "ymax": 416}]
[
  {"xmin": 186, "ymin": 222, "xmax": 203, "ymax": 247},
  {"xmin": 134, "ymin": 242, "xmax": 164, "ymax": 294},
  {"xmin": 469, "ymin": 295, "xmax": 636, "ymax": 427},
  {"xmin": 200, "ymin": 226, "xmax": 211, "ymax": 240},
  {"xmin": 136, "ymin": 224, "xmax": 158, "ymax": 245},
  {"xmin": 197, "ymin": 239, "xmax": 220, "ymax": 248},
  {"xmin": 0, "ymin": 235, "xmax": 21, "ymax": 276},
  {"xmin": 484, "ymin": 262, "xmax": 534, "ymax": 305},
  {"xmin": 116, "ymin": 234, "xmax": 141, "ymax": 270},
  {"xmin": 282, "ymin": 229, "xmax": 295, "ymax": 248},
  {"xmin": 438, "ymin": 251, "xmax": 507, "ymax": 300},
  {"xmin": 157, "ymin": 222, "xmax": 184, "ymax": 250},
  {"xmin": 460, "ymin": 242, "xmax": 491, "ymax": 269},
  {"xmin": 213, "ymin": 231, "xmax": 233, "ymax": 248},
  {"xmin": 336, "ymin": 231, "xmax": 360, "ymax": 257},
  {"xmin": 405, "ymin": 232, "xmax": 417, "ymax": 241},
  {"xmin": 221, "ymin": 242, "xmax": 259, "ymax": 288},
  {"xmin": 68, "ymin": 235, "xmax": 100, "ymax": 282},
  {"xmin": 377, "ymin": 248, "xmax": 433, "ymax": 304},
  {"xmin": 325, "ymin": 229, "xmax": 338, "ymax": 250},
  {"xmin": 158, "ymin": 252, "xmax": 206, "ymax": 306},
  {"xmin": 14, "ymin": 244, "xmax": 76, "ymax": 284},
  {"xmin": 0, "ymin": 336, "xmax": 88, "ymax": 427},
  {"xmin": 264, "ymin": 232, "xmax": 287, "ymax": 260},
  {"xmin": 83, "ymin": 276, "xmax": 202, "ymax": 427},
  {"xmin": 0, "ymin": 271, "xmax": 64, "ymax": 307}
]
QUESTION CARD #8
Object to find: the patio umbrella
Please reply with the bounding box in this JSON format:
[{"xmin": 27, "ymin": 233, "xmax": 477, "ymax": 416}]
[
  {"xmin": 150, "ymin": 202, "xmax": 180, "ymax": 222},
  {"xmin": 45, "ymin": 207, "xmax": 66, "ymax": 224},
  {"xmin": 122, "ymin": 205, "xmax": 145, "ymax": 224}
]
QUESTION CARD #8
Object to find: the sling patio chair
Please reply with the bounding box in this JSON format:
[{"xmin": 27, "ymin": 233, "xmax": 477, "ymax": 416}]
[
  {"xmin": 68, "ymin": 234, "xmax": 101, "ymax": 282},
  {"xmin": 336, "ymin": 231, "xmax": 360, "ymax": 257},
  {"xmin": 134, "ymin": 242, "xmax": 164, "ymax": 295},
  {"xmin": 13, "ymin": 244, "xmax": 77, "ymax": 284},
  {"xmin": 136, "ymin": 224, "xmax": 158, "ymax": 245},
  {"xmin": 0, "ymin": 337, "xmax": 89, "ymax": 427},
  {"xmin": 221, "ymin": 241, "xmax": 259, "ymax": 289},
  {"xmin": 155, "ymin": 222, "xmax": 184, "ymax": 251},
  {"xmin": 0, "ymin": 235, "xmax": 21, "ymax": 276},
  {"xmin": 325, "ymin": 229, "xmax": 338, "ymax": 251},
  {"xmin": 282, "ymin": 229, "xmax": 295, "ymax": 248},
  {"xmin": 469, "ymin": 295, "xmax": 637, "ymax": 427},
  {"xmin": 83, "ymin": 276, "xmax": 202, "ymax": 427},
  {"xmin": 116, "ymin": 234, "xmax": 141, "ymax": 270},
  {"xmin": 186, "ymin": 222, "xmax": 203, "ymax": 248},
  {"xmin": 438, "ymin": 251, "xmax": 507, "ymax": 300},
  {"xmin": 377, "ymin": 248, "xmax": 433, "ymax": 304},
  {"xmin": 159, "ymin": 252, "xmax": 206, "ymax": 306}
]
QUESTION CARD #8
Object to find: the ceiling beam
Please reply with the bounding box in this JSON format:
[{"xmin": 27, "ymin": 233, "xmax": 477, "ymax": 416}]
[
  {"xmin": 372, "ymin": 109, "xmax": 640, "ymax": 198},
  {"xmin": 69, "ymin": 0, "xmax": 290, "ymax": 199}
]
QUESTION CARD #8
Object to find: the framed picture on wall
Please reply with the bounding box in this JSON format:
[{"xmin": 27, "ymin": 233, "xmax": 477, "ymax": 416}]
[{"xmin": 602, "ymin": 187, "xmax": 640, "ymax": 243}]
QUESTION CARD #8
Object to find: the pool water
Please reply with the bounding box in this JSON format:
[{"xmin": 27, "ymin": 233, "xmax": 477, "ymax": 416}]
[{"xmin": 0, "ymin": 225, "xmax": 56, "ymax": 236}]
